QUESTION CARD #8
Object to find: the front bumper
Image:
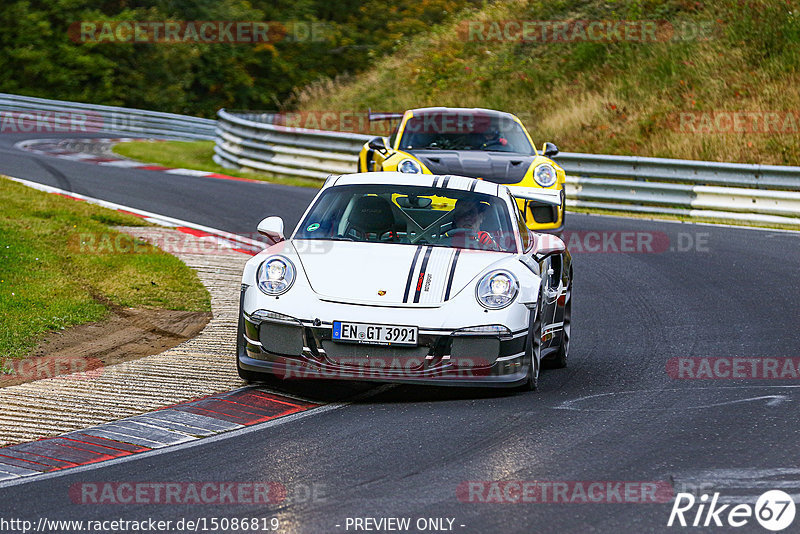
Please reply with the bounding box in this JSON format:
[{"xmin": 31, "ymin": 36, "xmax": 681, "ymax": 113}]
[{"xmin": 238, "ymin": 311, "xmax": 530, "ymax": 388}]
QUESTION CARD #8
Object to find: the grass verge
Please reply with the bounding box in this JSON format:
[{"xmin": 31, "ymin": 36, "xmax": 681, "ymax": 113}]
[
  {"xmin": 0, "ymin": 176, "xmax": 211, "ymax": 362},
  {"xmin": 112, "ymin": 140, "xmax": 323, "ymax": 189}
]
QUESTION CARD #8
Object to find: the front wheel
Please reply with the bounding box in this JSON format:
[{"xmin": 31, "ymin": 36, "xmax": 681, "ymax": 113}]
[{"xmin": 543, "ymin": 279, "xmax": 571, "ymax": 370}]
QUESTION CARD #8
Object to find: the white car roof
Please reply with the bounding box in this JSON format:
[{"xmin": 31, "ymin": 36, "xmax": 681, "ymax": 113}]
[{"xmin": 330, "ymin": 172, "xmax": 502, "ymax": 197}]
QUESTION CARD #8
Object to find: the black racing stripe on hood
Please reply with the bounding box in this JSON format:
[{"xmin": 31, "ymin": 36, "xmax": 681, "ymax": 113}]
[
  {"xmin": 444, "ymin": 249, "xmax": 461, "ymax": 301},
  {"xmin": 441, "ymin": 175, "xmax": 451, "ymax": 188},
  {"xmin": 403, "ymin": 246, "xmax": 423, "ymax": 303},
  {"xmin": 412, "ymin": 247, "xmax": 433, "ymax": 303}
]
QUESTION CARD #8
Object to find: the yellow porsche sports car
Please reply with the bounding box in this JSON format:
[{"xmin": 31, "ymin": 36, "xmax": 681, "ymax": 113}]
[{"xmin": 358, "ymin": 107, "xmax": 566, "ymax": 233}]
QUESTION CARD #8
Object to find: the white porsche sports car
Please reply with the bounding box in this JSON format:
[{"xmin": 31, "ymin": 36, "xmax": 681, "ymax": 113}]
[{"xmin": 236, "ymin": 172, "xmax": 572, "ymax": 390}]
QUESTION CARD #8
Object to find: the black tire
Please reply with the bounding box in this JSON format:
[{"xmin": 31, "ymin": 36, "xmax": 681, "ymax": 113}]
[
  {"xmin": 521, "ymin": 306, "xmax": 542, "ymax": 391},
  {"xmin": 543, "ymin": 278, "xmax": 571, "ymax": 370}
]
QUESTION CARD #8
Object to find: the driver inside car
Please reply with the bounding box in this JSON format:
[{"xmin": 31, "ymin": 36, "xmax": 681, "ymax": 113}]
[
  {"xmin": 479, "ymin": 129, "xmax": 508, "ymax": 150},
  {"xmin": 446, "ymin": 198, "xmax": 498, "ymax": 250}
]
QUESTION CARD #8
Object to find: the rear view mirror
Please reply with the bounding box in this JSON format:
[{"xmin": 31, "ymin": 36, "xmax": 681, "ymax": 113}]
[
  {"xmin": 257, "ymin": 216, "xmax": 285, "ymax": 244},
  {"xmin": 396, "ymin": 195, "xmax": 432, "ymax": 209}
]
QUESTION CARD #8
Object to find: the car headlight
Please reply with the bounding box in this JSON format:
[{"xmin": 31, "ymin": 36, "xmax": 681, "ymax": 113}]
[
  {"xmin": 398, "ymin": 158, "xmax": 422, "ymax": 174},
  {"xmin": 476, "ymin": 270, "xmax": 519, "ymax": 309},
  {"xmin": 533, "ymin": 164, "xmax": 557, "ymax": 187},
  {"xmin": 257, "ymin": 256, "xmax": 296, "ymax": 296}
]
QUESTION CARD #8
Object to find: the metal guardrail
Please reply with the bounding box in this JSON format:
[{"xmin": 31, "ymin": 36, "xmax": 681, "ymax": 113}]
[
  {"xmin": 556, "ymin": 152, "xmax": 800, "ymax": 190},
  {"xmin": 215, "ymin": 109, "xmax": 800, "ymax": 227},
  {"xmin": 7, "ymin": 93, "xmax": 795, "ymax": 226},
  {"xmin": 0, "ymin": 93, "xmax": 216, "ymax": 140},
  {"xmin": 214, "ymin": 109, "xmax": 367, "ymax": 179},
  {"xmin": 556, "ymin": 154, "xmax": 800, "ymax": 226}
]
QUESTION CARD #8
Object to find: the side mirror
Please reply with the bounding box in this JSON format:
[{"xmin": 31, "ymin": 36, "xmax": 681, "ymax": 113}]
[
  {"xmin": 542, "ymin": 142, "xmax": 559, "ymax": 158},
  {"xmin": 368, "ymin": 136, "xmax": 388, "ymax": 153},
  {"xmin": 532, "ymin": 234, "xmax": 565, "ymax": 260},
  {"xmin": 257, "ymin": 216, "xmax": 285, "ymax": 244}
]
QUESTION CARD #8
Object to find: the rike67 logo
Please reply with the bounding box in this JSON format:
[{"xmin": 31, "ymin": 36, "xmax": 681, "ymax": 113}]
[{"xmin": 668, "ymin": 490, "xmax": 796, "ymax": 531}]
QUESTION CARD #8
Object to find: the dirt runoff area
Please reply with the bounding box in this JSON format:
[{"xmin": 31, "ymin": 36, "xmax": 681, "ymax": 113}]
[{"xmin": 1, "ymin": 308, "xmax": 210, "ymax": 387}]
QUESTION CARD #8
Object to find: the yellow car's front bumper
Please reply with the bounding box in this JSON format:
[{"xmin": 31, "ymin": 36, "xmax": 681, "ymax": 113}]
[{"xmin": 517, "ymin": 194, "xmax": 565, "ymax": 234}]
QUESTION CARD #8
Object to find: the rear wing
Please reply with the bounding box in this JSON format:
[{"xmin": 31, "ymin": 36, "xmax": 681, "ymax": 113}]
[
  {"xmin": 505, "ymin": 186, "xmax": 562, "ymax": 206},
  {"xmin": 368, "ymin": 108, "xmax": 405, "ymax": 122}
]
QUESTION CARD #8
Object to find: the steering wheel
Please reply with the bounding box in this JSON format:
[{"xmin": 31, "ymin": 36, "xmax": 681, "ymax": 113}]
[
  {"xmin": 446, "ymin": 229, "xmax": 499, "ymax": 251},
  {"xmin": 446, "ymin": 228, "xmax": 470, "ymax": 238},
  {"xmin": 481, "ymin": 138, "xmax": 507, "ymax": 150}
]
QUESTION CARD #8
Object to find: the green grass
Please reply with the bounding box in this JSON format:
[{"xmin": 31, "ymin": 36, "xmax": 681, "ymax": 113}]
[
  {"xmin": 0, "ymin": 177, "xmax": 211, "ymax": 361},
  {"xmin": 112, "ymin": 140, "xmax": 322, "ymax": 189}
]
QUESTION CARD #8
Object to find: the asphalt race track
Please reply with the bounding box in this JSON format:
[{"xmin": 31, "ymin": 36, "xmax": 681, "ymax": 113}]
[
  {"xmin": 0, "ymin": 133, "xmax": 316, "ymax": 234},
  {"xmin": 2, "ymin": 133, "xmax": 800, "ymax": 533}
]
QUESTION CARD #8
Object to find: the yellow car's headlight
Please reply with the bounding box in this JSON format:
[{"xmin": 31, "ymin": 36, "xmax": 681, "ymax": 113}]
[
  {"xmin": 533, "ymin": 164, "xmax": 557, "ymax": 187},
  {"xmin": 398, "ymin": 159, "xmax": 422, "ymax": 174}
]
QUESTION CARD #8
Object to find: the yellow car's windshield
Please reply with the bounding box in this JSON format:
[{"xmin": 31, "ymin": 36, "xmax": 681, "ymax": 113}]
[{"xmin": 399, "ymin": 111, "xmax": 534, "ymax": 154}]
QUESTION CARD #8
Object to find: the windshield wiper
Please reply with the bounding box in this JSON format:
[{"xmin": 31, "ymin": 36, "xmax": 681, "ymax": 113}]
[{"xmin": 316, "ymin": 236, "xmax": 357, "ymax": 242}]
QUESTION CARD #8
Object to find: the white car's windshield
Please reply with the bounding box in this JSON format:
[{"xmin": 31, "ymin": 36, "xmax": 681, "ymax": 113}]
[{"xmin": 295, "ymin": 184, "xmax": 518, "ymax": 253}]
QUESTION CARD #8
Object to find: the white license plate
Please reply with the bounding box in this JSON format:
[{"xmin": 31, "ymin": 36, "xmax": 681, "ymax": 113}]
[{"xmin": 332, "ymin": 321, "xmax": 418, "ymax": 346}]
